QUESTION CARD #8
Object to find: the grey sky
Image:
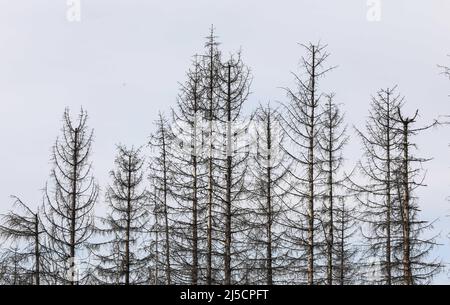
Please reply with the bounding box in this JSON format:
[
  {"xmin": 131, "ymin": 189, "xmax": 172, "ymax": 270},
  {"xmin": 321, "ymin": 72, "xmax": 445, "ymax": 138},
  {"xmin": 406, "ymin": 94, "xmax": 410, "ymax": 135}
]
[{"xmin": 0, "ymin": 0, "xmax": 449, "ymax": 283}]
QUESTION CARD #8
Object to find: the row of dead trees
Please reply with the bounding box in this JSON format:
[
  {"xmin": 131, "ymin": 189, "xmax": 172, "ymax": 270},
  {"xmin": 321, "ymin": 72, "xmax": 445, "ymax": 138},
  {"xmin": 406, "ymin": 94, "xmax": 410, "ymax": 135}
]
[{"xmin": 0, "ymin": 28, "xmax": 447, "ymax": 285}]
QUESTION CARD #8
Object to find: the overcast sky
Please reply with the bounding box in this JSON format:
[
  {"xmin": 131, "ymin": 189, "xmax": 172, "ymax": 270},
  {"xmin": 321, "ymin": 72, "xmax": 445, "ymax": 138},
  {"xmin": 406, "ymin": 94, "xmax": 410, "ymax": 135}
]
[{"xmin": 0, "ymin": 0, "xmax": 449, "ymax": 283}]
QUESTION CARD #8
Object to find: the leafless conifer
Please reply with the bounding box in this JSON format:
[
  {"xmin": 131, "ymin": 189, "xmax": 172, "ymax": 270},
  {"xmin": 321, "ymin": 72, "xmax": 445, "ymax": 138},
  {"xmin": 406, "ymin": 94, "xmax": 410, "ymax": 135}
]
[
  {"xmin": 42, "ymin": 108, "xmax": 98, "ymax": 285},
  {"xmin": 281, "ymin": 43, "xmax": 335, "ymax": 284},
  {"xmin": 89, "ymin": 146, "xmax": 149, "ymax": 285},
  {"xmin": 247, "ymin": 104, "xmax": 291, "ymax": 284},
  {"xmin": 316, "ymin": 94, "xmax": 357, "ymax": 285},
  {"xmin": 200, "ymin": 26, "xmax": 222, "ymax": 285},
  {"xmin": 0, "ymin": 197, "xmax": 44, "ymax": 284},
  {"xmin": 392, "ymin": 108, "xmax": 441, "ymax": 284},
  {"xmin": 149, "ymin": 113, "xmax": 175, "ymax": 284}
]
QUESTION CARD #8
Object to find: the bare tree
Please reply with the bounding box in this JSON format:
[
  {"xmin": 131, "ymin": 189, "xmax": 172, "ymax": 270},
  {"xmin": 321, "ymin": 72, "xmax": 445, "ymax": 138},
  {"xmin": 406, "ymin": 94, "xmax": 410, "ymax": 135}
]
[
  {"xmin": 148, "ymin": 187, "xmax": 161, "ymax": 285},
  {"xmin": 215, "ymin": 52, "xmax": 252, "ymax": 284},
  {"xmin": 89, "ymin": 145, "xmax": 149, "ymax": 285},
  {"xmin": 0, "ymin": 246, "xmax": 32, "ymax": 285},
  {"xmin": 149, "ymin": 113, "xmax": 174, "ymax": 284},
  {"xmin": 281, "ymin": 43, "xmax": 334, "ymax": 284},
  {"xmin": 247, "ymin": 104, "xmax": 290, "ymax": 284},
  {"xmin": 42, "ymin": 108, "xmax": 98, "ymax": 285},
  {"xmin": 333, "ymin": 198, "xmax": 360, "ymax": 285},
  {"xmin": 200, "ymin": 26, "xmax": 222, "ymax": 285},
  {"xmin": 350, "ymin": 87, "xmax": 404, "ymax": 284},
  {"xmin": 170, "ymin": 56, "xmax": 208, "ymax": 284},
  {"xmin": 316, "ymin": 94, "xmax": 352, "ymax": 285},
  {"xmin": 392, "ymin": 108, "xmax": 441, "ymax": 284},
  {"xmin": 0, "ymin": 197, "xmax": 44, "ymax": 284}
]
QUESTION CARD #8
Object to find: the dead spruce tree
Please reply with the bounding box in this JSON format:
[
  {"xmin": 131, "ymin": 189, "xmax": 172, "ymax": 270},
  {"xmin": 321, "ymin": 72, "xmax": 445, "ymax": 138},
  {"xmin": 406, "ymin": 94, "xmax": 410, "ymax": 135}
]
[
  {"xmin": 352, "ymin": 87, "xmax": 406, "ymax": 284},
  {"xmin": 89, "ymin": 146, "xmax": 149, "ymax": 285},
  {"xmin": 392, "ymin": 108, "xmax": 441, "ymax": 284},
  {"xmin": 149, "ymin": 113, "xmax": 174, "ymax": 284},
  {"xmin": 0, "ymin": 246, "xmax": 31, "ymax": 284},
  {"xmin": 215, "ymin": 52, "xmax": 251, "ymax": 284},
  {"xmin": 334, "ymin": 199, "xmax": 360, "ymax": 285},
  {"xmin": 281, "ymin": 43, "xmax": 334, "ymax": 284},
  {"xmin": 316, "ymin": 94, "xmax": 356, "ymax": 285},
  {"xmin": 148, "ymin": 187, "xmax": 161, "ymax": 285},
  {"xmin": 200, "ymin": 26, "xmax": 222, "ymax": 285},
  {"xmin": 170, "ymin": 56, "xmax": 208, "ymax": 284},
  {"xmin": 247, "ymin": 104, "xmax": 291, "ymax": 284},
  {"xmin": 42, "ymin": 108, "xmax": 98, "ymax": 285},
  {"xmin": 0, "ymin": 197, "xmax": 44, "ymax": 284}
]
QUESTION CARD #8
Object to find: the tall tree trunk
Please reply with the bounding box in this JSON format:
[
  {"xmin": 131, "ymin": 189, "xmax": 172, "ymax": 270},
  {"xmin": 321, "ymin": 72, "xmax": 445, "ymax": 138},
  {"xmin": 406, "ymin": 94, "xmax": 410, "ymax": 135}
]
[
  {"xmin": 307, "ymin": 46, "xmax": 316, "ymax": 285},
  {"xmin": 125, "ymin": 155, "xmax": 132, "ymax": 285},
  {"xmin": 154, "ymin": 188, "xmax": 160, "ymax": 285},
  {"xmin": 326, "ymin": 117, "xmax": 334, "ymax": 286},
  {"xmin": 401, "ymin": 120, "xmax": 412, "ymax": 285},
  {"xmin": 34, "ymin": 214, "xmax": 40, "ymax": 285},
  {"xmin": 191, "ymin": 91, "xmax": 199, "ymax": 285},
  {"xmin": 266, "ymin": 115, "xmax": 273, "ymax": 285},
  {"xmin": 192, "ymin": 152, "xmax": 199, "ymax": 285},
  {"xmin": 205, "ymin": 36, "xmax": 216, "ymax": 285},
  {"xmin": 385, "ymin": 95, "xmax": 392, "ymax": 285},
  {"xmin": 224, "ymin": 63, "xmax": 232, "ymax": 285},
  {"xmin": 339, "ymin": 211, "xmax": 345, "ymax": 285},
  {"xmin": 161, "ymin": 128, "xmax": 172, "ymax": 285},
  {"xmin": 69, "ymin": 128, "xmax": 79, "ymax": 285}
]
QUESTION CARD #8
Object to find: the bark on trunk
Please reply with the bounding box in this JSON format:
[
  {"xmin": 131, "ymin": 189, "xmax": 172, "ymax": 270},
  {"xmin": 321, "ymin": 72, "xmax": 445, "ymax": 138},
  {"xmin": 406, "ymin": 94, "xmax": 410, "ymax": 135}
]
[
  {"xmin": 266, "ymin": 115, "xmax": 273, "ymax": 285},
  {"xmin": 69, "ymin": 128, "xmax": 79, "ymax": 285},
  {"xmin": 401, "ymin": 121, "xmax": 412, "ymax": 285},
  {"xmin": 307, "ymin": 47, "xmax": 316, "ymax": 285},
  {"xmin": 224, "ymin": 63, "xmax": 232, "ymax": 285},
  {"xmin": 161, "ymin": 127, "xmax": 172, "ymax": 285},
  {"xmin": 34, "ymin": 213, "xmax": 40, "ymax": 285}
]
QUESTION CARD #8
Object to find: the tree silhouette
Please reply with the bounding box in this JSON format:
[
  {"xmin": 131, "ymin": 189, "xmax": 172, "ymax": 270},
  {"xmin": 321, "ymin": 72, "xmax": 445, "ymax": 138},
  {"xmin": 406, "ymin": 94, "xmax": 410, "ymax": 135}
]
[
  {"xmin": 89, "ymin": 146, "xmax": 149, "ymax": 285},
  {"xmin": 42, "ymin": 108, "xmax": 98, "ymax": 285},
  {"xmin": 392, "ymin": 108, "xmax": 441, "ymax": 284},
  {"xmin": 247, "ymin": 103, "xmax": 291, "ymax": 284},
  {"xmin": 149, "ymin": 113, "xmax": 175, "ymax": 284},
  {"xmin": 281, "ymin": 43, "xmax": 335, "ymax": 284},
  {"xmin": 170, "ymin": 56, "xmax": 208, "ymax": 284},
  {"xmin": 350, "ymin": 87, "xmax": 403, "ymax": 284},
  {"xmin": 316, "ymin": 94, "xmax": 353, "ymax": 285},
  {"xmin": 216, "ymin": 52, "xmax": 252, "ymax": 285},
  {"xmin": 200, "ymin": 26, "xmax": 222, "ymax": 285},
  {"xmin": 0, "ymin": 197, "xmax": 44, "ymax": 284}
]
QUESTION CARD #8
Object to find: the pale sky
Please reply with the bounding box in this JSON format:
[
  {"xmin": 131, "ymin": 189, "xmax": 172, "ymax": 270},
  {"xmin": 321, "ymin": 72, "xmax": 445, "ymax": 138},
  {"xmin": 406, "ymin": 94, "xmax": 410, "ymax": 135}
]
[{"xmin": 0, "ymin": 0, "xmax": 449, "ymax": 283}]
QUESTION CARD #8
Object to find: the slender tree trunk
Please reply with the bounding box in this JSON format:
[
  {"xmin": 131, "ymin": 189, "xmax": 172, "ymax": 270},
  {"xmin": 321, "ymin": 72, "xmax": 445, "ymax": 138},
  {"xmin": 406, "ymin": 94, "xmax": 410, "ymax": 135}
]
[
  {"xmin": 191, "ymin": 94, "xmax": 199, "ymax": 285},
  {"xmin": 69, "ymin": 129, "xmax": 79, "ymax": 285},
  {"xmin": 161, "ymin": 129, "xmax": 172, "ymax": 285},
  {"xmin": 266, "ymin": 115, "xmax": 273, "ymax": 285},
  {"xmin": 154, "ymin": 189, "xmax": 159, "ymax": 285},
  {"xmin": 34, "ymin": 214, "xmax": 40, "ymax": 285},
  {"xmin": 401, "ymin": 121, "xmax": 413, "ymax": 285},
  {"xmin": 307, "ymin": 47, "xmax": 316, "ymax": 285},
  {"xmin": 224, "ymin": 63, "xmax": 232, "ymax": 285},
  {"xmin": 206, "ymin": 44, "xmax": 215, "ymax": 285},
  {"xmin": 327, "ymin": 120, "xmax": 334, "ymax": 286},
  {"xmin": 207, "ymin": 143, "xmax": 213, "ymax": 285},
  {"xmin": 192, "ymin": 153, "xmax": 199, "ymax": 285},
  {"xmin": 385, "ymin": 96, "xmax": 392, "ymax": 285},
  {"xmin": 125, "ymin": 158, "xmax": 131, "ymax": 285},
  {"xmin": 13, "ymin": 252, "xmax": 17, "ymax": 285},
  {"xmin": 339, "ymin": 211, "xmax": 345, "ymax": 285}
]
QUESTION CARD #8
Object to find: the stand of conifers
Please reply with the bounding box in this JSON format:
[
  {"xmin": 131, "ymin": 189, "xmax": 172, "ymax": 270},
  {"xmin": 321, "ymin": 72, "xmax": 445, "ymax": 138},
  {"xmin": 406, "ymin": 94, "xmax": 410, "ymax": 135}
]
[{"xmin": 0, "ymin": 27, "xmax": 448, "ymax": 285}]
